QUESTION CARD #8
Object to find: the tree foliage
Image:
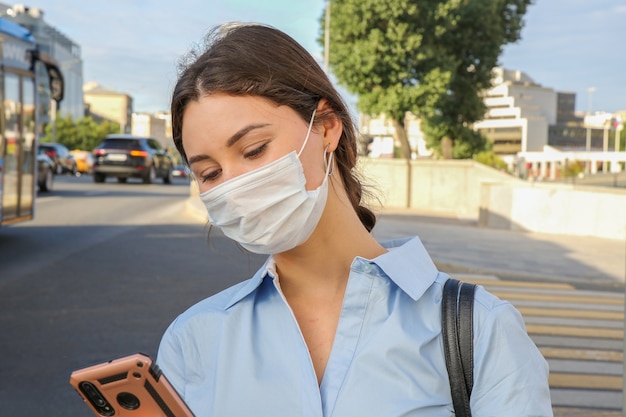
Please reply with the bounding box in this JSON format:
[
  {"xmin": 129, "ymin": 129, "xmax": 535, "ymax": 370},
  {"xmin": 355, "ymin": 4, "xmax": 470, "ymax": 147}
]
[
  {"xmin": 41, "ymin": 114, "xmax": 120, "ymax": 151},
  {"xmin": 321, "ymin": 0, "xmax": 532, "ymax": 158},
  {"xmin": 474, "ymin": 150, "xmax": 508, "ymax": 171}
]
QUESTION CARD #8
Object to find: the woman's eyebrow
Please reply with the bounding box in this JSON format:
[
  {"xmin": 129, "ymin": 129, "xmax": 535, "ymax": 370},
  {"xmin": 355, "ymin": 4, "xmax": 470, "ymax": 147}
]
[
  {"xmin": 187, "ymin": 123, "xmax": 271, "ymax": 166},
  {"xmin": 226, "ymin": 123, "xmax": 271, "ymax": 147},
  {"xmin": 188, "ymin": 154, "xmax": 210, "ymax": 166}
]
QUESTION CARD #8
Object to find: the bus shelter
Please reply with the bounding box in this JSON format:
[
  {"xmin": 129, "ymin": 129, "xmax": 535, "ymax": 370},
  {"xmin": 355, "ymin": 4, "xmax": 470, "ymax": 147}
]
[{"xmin": 0, "ymin": 18, "xmax": 63, "ymax": 226}]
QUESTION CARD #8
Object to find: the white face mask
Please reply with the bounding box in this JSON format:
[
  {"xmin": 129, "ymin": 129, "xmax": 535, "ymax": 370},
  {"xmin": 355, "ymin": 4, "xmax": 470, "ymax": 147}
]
[{"xmin": 199, "ymin": 109, "xmax": 333, "ymax": 254}]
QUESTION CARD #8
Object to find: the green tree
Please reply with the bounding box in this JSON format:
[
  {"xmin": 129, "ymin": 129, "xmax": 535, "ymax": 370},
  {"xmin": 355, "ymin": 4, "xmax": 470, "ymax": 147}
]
[
  {"xmin": 562, "ymin": 160, "xmax": 585, "ymax": 178},
  {"xmin": 321, "ymin": 0, "xmax": 532, "ymax": 159},
  {"xmin": 474, "ymin": 150, "xmax": 508, "ymax": 171},
  {"xmin": 41, "ymin": 115, "xmax": 120, "ymax": 151}
]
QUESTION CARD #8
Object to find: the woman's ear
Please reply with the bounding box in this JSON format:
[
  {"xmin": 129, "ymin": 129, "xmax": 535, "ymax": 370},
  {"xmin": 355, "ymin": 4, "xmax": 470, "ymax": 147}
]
[{"xmin": 316, "ymin": 99, "xmax": 343, "ymax": 152}]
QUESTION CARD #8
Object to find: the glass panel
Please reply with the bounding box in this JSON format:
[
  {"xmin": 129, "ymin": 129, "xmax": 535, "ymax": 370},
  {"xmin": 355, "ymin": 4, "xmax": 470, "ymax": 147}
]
[
  {"xmin": 21, "ymin": 76, "xmax": 35, "ymax": 215},
  {"xmin": 1, "ymin": 73, "xmax": 21, "ymax": 221},
  {"xmin": 100, "ymin": 139, "xmax": 141, "ymax": 149},
  {"xmin": 35, "ymin": 60, "xmax": 51, "ymax": 139}
]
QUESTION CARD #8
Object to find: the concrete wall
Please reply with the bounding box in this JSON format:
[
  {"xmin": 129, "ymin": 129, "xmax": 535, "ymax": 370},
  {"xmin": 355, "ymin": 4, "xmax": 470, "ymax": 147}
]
[
  {"xmin": 357, "ymin": 157, "xmax": 626, "ymax": 240},
  {"xmin": 479, "ymin": 182, "xmax": 626, "ymax": 240},
  {"xmin": 357, "ymin": 157, "xmax": 520, "ymax": 218}
]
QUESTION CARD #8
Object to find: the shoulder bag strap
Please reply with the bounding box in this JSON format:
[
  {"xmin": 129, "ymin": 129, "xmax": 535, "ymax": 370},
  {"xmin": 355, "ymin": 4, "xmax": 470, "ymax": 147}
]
[
  {"xmin": 458, "ymin": 281, "xmax": 476, "ymax": 394},
  {"xmin": 442, "ymin": 278, "xmax": 476, "ymax": 417}
]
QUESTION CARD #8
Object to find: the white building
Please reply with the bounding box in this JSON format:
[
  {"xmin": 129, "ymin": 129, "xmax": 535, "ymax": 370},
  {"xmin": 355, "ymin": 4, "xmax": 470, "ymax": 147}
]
[
  {"xmin": 131, "ymin": 112, "xmax": 172, "ymax": 150},
  {"xmin": 359, "ymin": 112, "xmax": 431, "ymax": 158},
  {"xmin": 474, "ymin": 68, "xmax": 557, "ymax": 156}
]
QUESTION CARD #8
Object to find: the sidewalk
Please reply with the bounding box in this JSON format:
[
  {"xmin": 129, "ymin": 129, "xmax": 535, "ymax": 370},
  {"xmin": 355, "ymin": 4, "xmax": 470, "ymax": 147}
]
[
  {"xmin": 186, "ymin": 197, "xmax": 625, "ymax": 287},
  {"xmin": 373, "ymin": 210, "xmax": 626, "ymax": 288}
]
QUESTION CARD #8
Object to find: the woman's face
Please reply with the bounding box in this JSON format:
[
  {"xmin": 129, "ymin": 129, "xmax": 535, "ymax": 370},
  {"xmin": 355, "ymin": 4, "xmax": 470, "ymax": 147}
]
[{"xmin": 182, "ymin": 94, "xmax": 327, "ymax": 194}]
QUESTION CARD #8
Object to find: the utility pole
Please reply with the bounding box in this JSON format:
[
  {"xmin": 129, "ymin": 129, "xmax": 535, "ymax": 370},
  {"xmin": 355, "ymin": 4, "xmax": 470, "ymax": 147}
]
[
  {"xmin": 50, "ymin": 99, "xmax": 57, "ymax": 143},
  {"xmin": 585, "ymin": 87, "xmax": 596, "ymax": 153},
  {"xmin": 615, "ymin": 116, "xmax": 623, "ymax": 152}
]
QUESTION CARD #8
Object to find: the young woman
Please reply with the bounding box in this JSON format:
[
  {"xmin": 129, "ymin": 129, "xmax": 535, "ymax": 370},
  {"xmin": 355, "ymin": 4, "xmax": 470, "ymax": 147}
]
[{"xmin": 157, "ymin": 23, "xmax": 552, "ymax": 417}]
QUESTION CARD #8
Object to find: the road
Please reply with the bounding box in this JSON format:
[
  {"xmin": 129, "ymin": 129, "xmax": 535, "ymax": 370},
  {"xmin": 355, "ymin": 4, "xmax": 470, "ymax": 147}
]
[
  {"xmin": 0, "ymin": 174, "xmax": 623, "ymax": 416},
  {"xmin": 0, "ymin": 174, "xmax": 267, "ymax": 416}
]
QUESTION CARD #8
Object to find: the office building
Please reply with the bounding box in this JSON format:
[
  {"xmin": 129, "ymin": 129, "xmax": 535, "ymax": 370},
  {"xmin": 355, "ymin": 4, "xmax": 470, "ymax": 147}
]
[
  {"xmin": 473, "ymin": 68, "xmax": 557, "ymax": 156},
  {"xmin": 131, "ymin": 112, "xmax": 172, "ymax": 149},
  {"xmin": 83, "ymin": 82, "xmax": 132, "ymax": 133},
  {"xmin": 0, "ymin": 3, "xmax": 84, "ymax": 120}
]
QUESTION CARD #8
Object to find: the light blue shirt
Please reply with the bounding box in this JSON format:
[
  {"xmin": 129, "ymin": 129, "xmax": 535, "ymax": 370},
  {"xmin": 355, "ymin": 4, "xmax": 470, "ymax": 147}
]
[{"xmin": 157, "ymin": 237, "xmax": 552, "ymax": 416}]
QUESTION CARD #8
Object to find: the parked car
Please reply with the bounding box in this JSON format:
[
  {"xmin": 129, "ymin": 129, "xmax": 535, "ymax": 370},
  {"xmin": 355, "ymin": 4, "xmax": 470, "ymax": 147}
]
[
  {"xmin": 39, "ymin": 142, "xmax": 77, "ymax": 175},
  {"xmin": 92, "ymin": 135, "xmax": 174, "ymax": 184},
  {"xmin": 171, "ymin": 164, "xmax": 189, "ymax": 178},
  {"xmin": 36, "ymin": 153, "xmax": 54, "ymax": 192},
  {"xmin": 70, "ymin": 149, "xmax": 94, "ymax": 174}
]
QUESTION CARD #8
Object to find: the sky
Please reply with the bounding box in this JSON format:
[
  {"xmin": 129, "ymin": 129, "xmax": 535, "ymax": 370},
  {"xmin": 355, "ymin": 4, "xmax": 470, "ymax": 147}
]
[{"xmin": 20, "ymin": 0, "xmax": 626, "ymax": 115}]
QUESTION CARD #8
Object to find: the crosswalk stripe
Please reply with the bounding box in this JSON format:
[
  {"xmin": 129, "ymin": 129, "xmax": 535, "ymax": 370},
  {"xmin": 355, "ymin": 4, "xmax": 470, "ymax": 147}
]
[
  {"xmin": 491, "ymin": 291, "xmax": 624, "ymax": 305},
  {"xmin": 540, "ymin": 347, "xmax": 623, "ymax": 362},
  {"xmin": 549, "ymin": 373, "xmax": 623, "ymax": 390},
  {"xmin": 469, "ymin": 279, "xmax": 575, "ymax": 290},
  {"xmin": 518, "ymin": 307, "xmax": 624, "ymax": 320},
  {"xmin": 474, "ymin": 274, "xmax": 626, "ymax": 413},
  {"xmin": 526, "ymin": 324, "xmax": 623, "ymax": 339}
]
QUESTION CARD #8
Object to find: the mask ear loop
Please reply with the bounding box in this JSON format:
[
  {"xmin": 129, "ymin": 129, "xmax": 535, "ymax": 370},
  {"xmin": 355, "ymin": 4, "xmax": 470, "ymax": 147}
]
[
  {"xmin": 323, "ymin": 144, "xmax": 334, "ymax": 176},
  {"xmin": 297, "ymin": 108, "xmax": 317, "ymax": 157}
]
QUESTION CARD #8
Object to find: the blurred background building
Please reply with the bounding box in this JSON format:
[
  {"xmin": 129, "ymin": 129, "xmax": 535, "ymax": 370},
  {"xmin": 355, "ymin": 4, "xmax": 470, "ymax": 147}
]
[
  {"xmin": 131, "ymin": 112, "xmax": 172, "ymax": 149},
  {"xmin": 0, "ymin": 2, "xmax": 84, "ymax": 120},
  {"xmin": 83, "ymin": 81, "xmax": 133, "ymax": 133}
]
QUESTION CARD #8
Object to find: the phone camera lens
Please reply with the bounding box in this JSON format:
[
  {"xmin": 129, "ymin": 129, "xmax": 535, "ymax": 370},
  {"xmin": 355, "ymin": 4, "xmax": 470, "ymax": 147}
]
[
  {"xmin": 117, "ymin": 392, "xmax": 140, "ymax": 410},
  {"xmin": 78, "ymin": 381, "xmax": 115, "ymax": 416},
  {"xmin": 80, "ymin": 382, "xmax": 103, "ymax": 405}
]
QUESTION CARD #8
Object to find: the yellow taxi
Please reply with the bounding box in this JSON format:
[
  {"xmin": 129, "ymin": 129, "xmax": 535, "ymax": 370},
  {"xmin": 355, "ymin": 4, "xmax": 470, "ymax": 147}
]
[{"xmin": 70, "ymin": 149, "xmax": 94, "ymax": 174}]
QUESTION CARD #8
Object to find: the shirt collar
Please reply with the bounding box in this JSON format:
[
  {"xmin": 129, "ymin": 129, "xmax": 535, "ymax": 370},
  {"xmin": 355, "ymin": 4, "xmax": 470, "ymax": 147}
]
[
  {"xmin": 223, "ymin": 236, "xmax": 439, "ymax": 309},
  {"xmin": 367, "ymin": 236, "xmax": 439, "ymax": 301},
  {"xmin": 224, "ymin": 257, "xmax": 273, "ymax": 310}
]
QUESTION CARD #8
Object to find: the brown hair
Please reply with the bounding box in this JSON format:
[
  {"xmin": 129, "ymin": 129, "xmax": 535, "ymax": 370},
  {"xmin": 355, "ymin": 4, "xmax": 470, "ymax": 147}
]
[{"xmin": 171, "ymin": 23, "xmax": 376, "ymax": 232}]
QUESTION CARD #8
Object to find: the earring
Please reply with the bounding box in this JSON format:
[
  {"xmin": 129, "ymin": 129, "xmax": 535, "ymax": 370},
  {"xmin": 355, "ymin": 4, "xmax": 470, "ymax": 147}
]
[{"xmin": 323, "ymin": 144, "xmax": 334, "ymax": 176}]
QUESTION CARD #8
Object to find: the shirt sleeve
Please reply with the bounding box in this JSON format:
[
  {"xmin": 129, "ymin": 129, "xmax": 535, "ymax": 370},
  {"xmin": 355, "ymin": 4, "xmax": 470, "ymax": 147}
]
[
  {"xmin": 471, "ymin": 300, "xmax": 553, "ymax": 417},
  {"xmin": 156, "ymin": 320, "xmax": 187, "ymax": 399}
]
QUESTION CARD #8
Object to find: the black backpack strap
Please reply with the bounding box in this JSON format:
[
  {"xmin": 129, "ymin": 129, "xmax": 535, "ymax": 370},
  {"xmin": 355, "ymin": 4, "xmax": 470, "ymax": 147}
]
[{"xmin": 442, "ymin": 278, "xmax": 476, "ymax": 417}]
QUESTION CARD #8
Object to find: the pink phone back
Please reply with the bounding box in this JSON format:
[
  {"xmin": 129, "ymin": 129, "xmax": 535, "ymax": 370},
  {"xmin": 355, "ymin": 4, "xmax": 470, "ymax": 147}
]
[{"xmin": 70, "ymin": 353, "xmax": 194, "ymax": 417}]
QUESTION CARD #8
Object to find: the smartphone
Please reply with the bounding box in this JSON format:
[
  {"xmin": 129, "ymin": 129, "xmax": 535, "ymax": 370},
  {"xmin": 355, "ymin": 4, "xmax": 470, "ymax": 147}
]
[{"xmin": 70, "ymin": 353, "xmax": 195, "ymax": 417}]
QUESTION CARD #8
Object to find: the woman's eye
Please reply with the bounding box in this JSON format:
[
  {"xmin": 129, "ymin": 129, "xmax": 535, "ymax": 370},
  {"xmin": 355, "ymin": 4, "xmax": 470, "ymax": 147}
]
[
  {"xmin": 244, "ymin": 143, "xmax": 267, "ymax": 159},
  {"xmin": 200, "ymin": 169, "xmax": 221, "ymax": 183}
]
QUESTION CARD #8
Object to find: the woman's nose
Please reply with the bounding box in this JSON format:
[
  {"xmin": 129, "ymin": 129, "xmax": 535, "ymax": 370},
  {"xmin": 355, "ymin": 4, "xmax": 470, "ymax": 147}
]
[{"xmin": 220, "ymin": 165, "xmax": 247, "ymax": 183}]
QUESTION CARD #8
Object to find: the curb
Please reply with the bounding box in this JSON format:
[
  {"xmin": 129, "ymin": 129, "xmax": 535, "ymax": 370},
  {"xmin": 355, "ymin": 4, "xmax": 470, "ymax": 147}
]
[{"xmin": 185, "ymin": 196, "xmax": 208, "ymax": 224}]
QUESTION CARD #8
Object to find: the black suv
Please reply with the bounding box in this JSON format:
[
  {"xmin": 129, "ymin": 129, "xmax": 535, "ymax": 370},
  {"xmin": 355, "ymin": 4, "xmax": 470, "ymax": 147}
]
[
  {"xmin": 92, "ymin": 135, "xmax": 174, "ymax": 184},
  {"xmin": 39, "ymin": 142, "xmax": 77, "ymax": 175}
]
